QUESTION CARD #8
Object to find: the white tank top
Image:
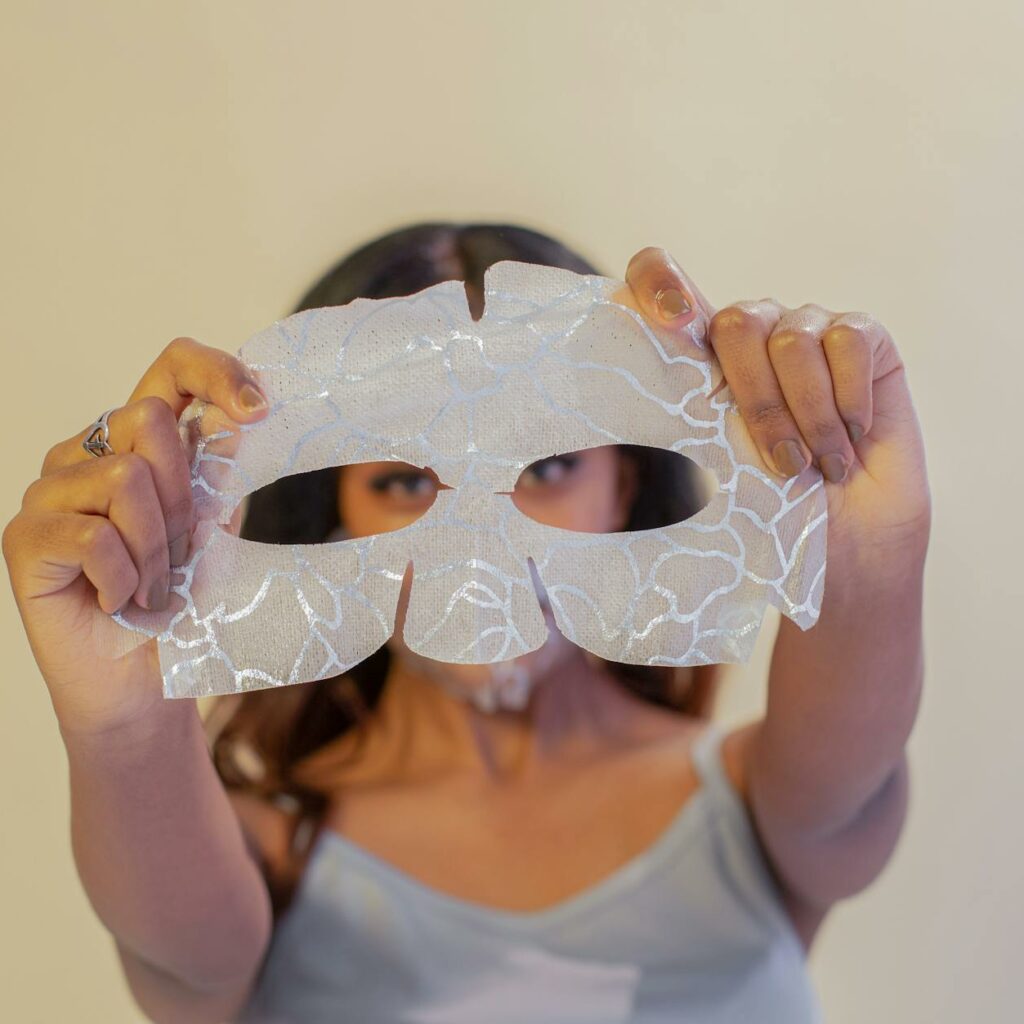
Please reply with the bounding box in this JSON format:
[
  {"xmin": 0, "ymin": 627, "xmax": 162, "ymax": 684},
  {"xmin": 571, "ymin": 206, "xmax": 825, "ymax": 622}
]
[{"xmin": 234, "ymin": 721, "xmax": 824, "ymax": 1023}]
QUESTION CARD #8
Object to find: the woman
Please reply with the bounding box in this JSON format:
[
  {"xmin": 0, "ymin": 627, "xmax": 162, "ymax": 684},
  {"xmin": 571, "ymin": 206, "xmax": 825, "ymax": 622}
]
[{"xmin": 3, "ymin": 223, "xmax": 931, "ymax": 1023}]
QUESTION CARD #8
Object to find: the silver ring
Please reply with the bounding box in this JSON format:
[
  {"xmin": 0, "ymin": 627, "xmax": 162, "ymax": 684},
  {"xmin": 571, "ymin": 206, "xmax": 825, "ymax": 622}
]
[{"xmin": 82, "ymin": 408, "xmax": 117, "ymax": 458}]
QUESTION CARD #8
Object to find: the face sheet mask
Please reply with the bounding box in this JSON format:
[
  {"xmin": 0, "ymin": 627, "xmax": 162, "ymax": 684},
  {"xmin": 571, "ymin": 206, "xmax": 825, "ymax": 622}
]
[{"xmin": 99, "ymin": 260, "xmax": 827, "ymax": 700}]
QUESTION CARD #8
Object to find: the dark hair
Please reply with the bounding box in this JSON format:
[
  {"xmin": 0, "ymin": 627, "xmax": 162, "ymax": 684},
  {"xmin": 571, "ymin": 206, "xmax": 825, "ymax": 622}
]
[{"xmin": 205, "ymin": 222, "xmax": 722, "ymax": 920}]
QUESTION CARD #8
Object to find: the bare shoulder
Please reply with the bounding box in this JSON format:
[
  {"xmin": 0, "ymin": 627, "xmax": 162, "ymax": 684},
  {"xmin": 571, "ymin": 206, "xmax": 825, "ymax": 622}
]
[{"xmin": 718, "ymin": 719, "xmax": 830, "ymax": 953}]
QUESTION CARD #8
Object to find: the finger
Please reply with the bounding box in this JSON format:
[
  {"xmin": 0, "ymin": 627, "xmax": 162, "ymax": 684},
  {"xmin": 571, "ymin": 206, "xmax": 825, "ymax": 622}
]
[
  {"xmin": 43, "ymin": 396, "xmax": 194, "ymax": 562},
  {"xmin": 4, "ymin": 511, "xmax": 142, "ymax": 616},
  {"xmin": 706, "ymin": 300, "xmax": 817, "ymax": 479},
  {"xmin": 127, "ymin": 335, "xmax": 269, "ymax": 421},
  {"xmin": 606, "ymin": 248, "xmax": 712, "ymax": 372},
  {"xmin": 767, "ymin": 305, "xmax": 857, "ymax": 484},
  {"xmin": 44, "ymin": 336, "xmax": 269, "ymax": 476},
  {"xmin": 126, "ymin": 337, "xmax": 266, "ymax": 505},
  {"xmin": 23, "ymin": 452, "xmax": 171, "ymax": 611},
  {"xmin": 619, "ymin": 247, "xmax": 715, "ymax": 361},
  {"xmin": 40, "ymin": 398, "xmax": 194, "ymax": 568},
  {"xmin": 626, "ymin": 246, "xmax": 716, "ymax": 322},
  {"xmin": 821, "ymin": 312, "xmax": 879, "ymax": 444}
]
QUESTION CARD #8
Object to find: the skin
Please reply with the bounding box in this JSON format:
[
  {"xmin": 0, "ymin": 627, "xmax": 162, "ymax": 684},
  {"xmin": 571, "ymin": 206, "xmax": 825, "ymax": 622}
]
[{"xmin": 2, "ymin": 248, "xmax": 930, "ymax": 1022}]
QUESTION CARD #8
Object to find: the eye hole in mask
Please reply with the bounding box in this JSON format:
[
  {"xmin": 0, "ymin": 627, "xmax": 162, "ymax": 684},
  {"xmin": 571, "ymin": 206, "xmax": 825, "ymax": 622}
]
[
  {"xmin": 504, "ymin": 444, "xmax": 718, "ymax": 533},
  {"xmin": 230, "ymin": 460, "xmax": 451, "ymax": 543}
]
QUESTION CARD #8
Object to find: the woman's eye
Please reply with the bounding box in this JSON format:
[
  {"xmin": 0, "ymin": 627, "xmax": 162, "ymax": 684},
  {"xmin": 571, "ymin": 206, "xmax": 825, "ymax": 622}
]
[
  {"xmin": 366, "ymin": 457, "xmax": 577, "ymax": 500},
  {"xmin": 369, "ymin": 471, "xmax": 438, "ymax": 500},
  {"xmin": 519, "ymin": 454, "xmax": 579, "ymax": 487}
]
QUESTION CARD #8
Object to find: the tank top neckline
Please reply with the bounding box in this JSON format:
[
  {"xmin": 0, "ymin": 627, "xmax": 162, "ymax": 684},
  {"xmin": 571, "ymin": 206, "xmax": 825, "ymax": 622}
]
[{"xmin": 300, "ymin": 721, "xmax": 727, "ymax": 932}]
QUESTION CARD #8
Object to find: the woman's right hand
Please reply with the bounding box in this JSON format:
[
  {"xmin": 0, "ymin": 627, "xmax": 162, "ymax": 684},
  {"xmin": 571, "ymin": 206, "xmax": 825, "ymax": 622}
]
[{"xmin": 2, "ymin": 337, "xmax": 270, "ymax": 740}]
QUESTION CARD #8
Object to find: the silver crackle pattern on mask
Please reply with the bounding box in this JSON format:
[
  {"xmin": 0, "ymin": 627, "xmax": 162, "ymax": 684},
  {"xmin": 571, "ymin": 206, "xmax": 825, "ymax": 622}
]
[{"xmin": 100, "ymin": 261, "xmax": 827, "ymax": 698}]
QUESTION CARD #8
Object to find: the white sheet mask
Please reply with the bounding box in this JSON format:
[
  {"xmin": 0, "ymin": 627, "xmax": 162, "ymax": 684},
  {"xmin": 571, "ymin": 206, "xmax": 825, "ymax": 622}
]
[{"xmin": 99, "ymin": 260, "xmax": 827, "ymax": 699}]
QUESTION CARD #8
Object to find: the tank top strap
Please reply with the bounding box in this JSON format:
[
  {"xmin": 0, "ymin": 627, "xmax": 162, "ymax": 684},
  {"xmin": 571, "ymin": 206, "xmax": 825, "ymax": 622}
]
[
  {"xmin": 689, "ymin": 720, "xmax": 741, "ymax": 812},
  {"xmin": 688, "ymin": 719, "xmax": 806, "ymax": 944}
]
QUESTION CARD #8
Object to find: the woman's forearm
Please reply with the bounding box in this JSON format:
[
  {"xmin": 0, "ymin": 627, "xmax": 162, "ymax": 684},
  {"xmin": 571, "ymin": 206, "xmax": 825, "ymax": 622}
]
[
  {"xmin": 62, "ymin": 695, "xmax": 271, "ymax": 994},
  {"xmin": 753, "ymin": 534, "xmax": 927, "ymax": 837}
]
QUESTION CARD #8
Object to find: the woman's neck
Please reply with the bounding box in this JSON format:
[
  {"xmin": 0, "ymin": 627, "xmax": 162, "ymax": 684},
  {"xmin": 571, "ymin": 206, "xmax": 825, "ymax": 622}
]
[{"xmin": 354, "ymin": 648, "xmax": 649, "ymax": 787}]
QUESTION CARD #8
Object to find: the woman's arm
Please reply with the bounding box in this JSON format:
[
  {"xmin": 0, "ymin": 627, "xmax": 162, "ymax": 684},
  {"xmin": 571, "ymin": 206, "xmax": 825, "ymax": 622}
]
[
  {"xmin": 63, "ymin": 696, "xmax": 272, "ymax": 1022},
  {"xmin": 747, "ymin": 530, "xmax": 926, "ymax": 908},
  {"xmin": 621, "ymin": 247, "xmax": 932, "ymax": 911},
  {"xmin": 115, "ymin": 938, "xmax": 263, "ymax": 1024},
  {"xmin": 2, "ymin": 335, "xmax": 277, "ymax": 1021}
]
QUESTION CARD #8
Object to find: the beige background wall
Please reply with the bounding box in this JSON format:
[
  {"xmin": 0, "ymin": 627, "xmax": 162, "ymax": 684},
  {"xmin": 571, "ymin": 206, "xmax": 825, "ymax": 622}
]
[{"xmin": 2, "ymin": 2, "xmax": 1020, "ymax": 1021}]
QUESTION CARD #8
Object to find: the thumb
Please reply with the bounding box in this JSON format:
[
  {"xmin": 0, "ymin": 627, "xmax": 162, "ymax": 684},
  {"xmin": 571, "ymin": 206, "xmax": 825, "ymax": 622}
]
[
  {"xmin": 615, "ymin": 246, "xmax": 716, "ymax": 364},
  {"xmin": 611, "ymin": 247, "xmax": 724, "ymax": 400}
]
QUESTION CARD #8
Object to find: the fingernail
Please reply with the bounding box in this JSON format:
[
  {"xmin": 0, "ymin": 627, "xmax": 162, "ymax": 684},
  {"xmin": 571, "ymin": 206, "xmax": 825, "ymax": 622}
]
[
  {"xmin": 771, "ymin": 439, "xmax": 808, "ymax": 478},
  {"xmin": 655, "ymin": 287, "xmax": 692, "ymax": 320},
  {"xmin": 239, "ymin": 382, "xmax": 267, "ymax": 411},
  {"xmin": 147, "ymin": 574, "xmax": 170, "ymax": 612},
  {"xmin": 169, "ymin": 532, "xmax": 190, "ymax": 566},
  {"xmin": 846, "ymin": 421, "xmax": 864, "ymax": 444},
  {"xmin": 820, "ymin": 453, "xmax": 848, "ymax": 483}
]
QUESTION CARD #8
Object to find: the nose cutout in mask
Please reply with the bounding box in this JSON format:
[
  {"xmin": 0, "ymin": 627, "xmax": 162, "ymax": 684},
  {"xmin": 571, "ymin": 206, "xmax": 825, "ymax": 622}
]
[{"xmin": 98, "ymin": 260, "xmax": 828, "ymax": 699}]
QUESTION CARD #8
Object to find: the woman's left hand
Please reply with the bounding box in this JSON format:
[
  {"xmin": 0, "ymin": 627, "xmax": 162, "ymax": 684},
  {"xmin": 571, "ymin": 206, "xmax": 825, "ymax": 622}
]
[{"xmin": 617, "ymin": 247, "xmax": 932, "ymax": 564}]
